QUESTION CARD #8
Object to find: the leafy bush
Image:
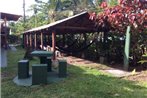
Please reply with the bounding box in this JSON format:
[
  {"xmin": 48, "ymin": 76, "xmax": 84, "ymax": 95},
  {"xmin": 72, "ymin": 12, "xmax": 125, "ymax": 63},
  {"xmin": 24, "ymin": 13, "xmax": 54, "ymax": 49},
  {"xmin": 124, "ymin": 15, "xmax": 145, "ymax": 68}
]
[
  {"xmin": 8, "ymin": 35, "xmax": 21, "ymax": 44},
  {"xmin": 89, "ymin": 0, "xmax": 147, "ymax": 66}
]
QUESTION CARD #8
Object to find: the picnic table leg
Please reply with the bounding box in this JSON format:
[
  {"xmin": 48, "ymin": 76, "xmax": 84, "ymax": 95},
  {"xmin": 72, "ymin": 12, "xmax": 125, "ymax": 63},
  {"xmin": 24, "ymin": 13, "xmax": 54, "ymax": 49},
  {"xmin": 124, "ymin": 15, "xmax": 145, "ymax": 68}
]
[
  {"xmin": 40, "ymin": 57, "xmax": 47, "ymax": 64},
  {"xmin": 40, "ymin": 56, "xmax": 52, "ymax": 72},
  {"xmin": 46, "ymin": 58, "xmax": 52, "ymax": 72}
]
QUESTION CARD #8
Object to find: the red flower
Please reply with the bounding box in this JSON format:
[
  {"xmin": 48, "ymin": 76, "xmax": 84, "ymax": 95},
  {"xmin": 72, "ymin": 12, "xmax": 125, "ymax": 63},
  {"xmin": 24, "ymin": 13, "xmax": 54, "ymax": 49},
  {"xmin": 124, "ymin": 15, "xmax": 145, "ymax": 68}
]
[
  {"xmin": 89, "ymin": 12, "xmax": 96, "ymax": 20},
  {"xmin": 100, "ymin": 2, "xmax": 107, "ymax": 9}
]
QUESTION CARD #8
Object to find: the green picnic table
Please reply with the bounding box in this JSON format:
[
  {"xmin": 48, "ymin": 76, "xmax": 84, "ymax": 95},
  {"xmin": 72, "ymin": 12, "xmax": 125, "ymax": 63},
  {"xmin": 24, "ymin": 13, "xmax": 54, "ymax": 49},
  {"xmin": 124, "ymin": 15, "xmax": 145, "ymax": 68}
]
[
  {"xmin": 31, "ymin": 50, "xmax": 53, "ymax": 72},
  {"xmin": 31, "ymin": 50, "xmax": 53, "ymax": 64}
]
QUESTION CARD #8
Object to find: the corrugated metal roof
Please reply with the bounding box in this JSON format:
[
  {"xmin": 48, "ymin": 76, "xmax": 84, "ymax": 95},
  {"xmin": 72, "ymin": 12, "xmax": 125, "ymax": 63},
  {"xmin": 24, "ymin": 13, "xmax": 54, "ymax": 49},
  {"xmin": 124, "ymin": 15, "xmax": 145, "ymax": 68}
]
[{"xmin": 24, "ymin": 11, "xmax": 90, "ymax": 33}]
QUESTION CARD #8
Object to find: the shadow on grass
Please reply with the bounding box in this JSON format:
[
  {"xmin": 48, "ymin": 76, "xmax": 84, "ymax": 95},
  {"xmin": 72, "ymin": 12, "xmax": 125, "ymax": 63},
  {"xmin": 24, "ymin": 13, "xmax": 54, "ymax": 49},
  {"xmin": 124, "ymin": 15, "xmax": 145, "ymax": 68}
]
[{"xmin": 64, "ymin": 64, "xmax": 147, "ymax": 98}]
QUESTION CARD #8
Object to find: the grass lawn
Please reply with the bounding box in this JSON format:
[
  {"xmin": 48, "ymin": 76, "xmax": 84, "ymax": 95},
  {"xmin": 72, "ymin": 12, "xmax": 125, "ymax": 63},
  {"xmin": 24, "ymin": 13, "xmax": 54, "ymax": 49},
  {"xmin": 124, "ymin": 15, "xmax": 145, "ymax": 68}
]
[{"xmin": 1, "ymin": 47, "xmax": 147, "ymax": 98}]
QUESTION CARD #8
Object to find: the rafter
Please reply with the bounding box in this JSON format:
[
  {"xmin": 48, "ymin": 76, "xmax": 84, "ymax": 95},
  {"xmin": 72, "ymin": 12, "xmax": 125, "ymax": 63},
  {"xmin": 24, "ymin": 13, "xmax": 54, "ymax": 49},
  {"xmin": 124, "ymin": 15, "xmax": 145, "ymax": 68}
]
[{"xmin": 55, "ymin": 26, "xmax": 96, "ymax": 31}]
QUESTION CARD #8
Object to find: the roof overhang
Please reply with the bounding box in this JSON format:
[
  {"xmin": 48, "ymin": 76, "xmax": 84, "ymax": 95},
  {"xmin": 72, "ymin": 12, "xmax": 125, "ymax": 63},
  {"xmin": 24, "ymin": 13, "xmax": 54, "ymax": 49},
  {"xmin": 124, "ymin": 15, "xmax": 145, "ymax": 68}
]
[
  {"xmin": 24, "ymin": 11, "xmax": 96, "ymax": 35},
  {"xmin": 0, "ymin": 12, "xmax": 22, "ymax": 21}
]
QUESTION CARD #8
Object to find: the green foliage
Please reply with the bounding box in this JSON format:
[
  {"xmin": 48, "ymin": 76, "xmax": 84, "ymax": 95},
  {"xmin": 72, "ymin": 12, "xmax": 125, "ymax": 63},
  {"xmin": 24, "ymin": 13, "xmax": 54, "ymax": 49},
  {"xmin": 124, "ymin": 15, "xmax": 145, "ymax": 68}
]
[
  {"xmin": 8, "ymin": 35, "xmax": 20, "ymax": 44},
  {"xmin": 108, "ymin": 0, "xmax": 118, "ymax": 6},
  {"xmin": 130, "ymin": 32, "xmax": 147, "ymax": 66},
  {"xmin": 9, "ymin": 18, "xmax": 24, "ymax": 34}
]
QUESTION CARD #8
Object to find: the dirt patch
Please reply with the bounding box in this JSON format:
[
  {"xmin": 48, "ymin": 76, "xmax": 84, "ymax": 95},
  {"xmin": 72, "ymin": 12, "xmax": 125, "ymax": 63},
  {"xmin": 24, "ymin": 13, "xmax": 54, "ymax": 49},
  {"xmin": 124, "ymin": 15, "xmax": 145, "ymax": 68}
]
[
  {"xmin": 65, "ymin": 56, "xmax": 111, "ymax": 70},
  {"xmin": 63, "ymin": 55, "xmax": 147, "ymax": 83},
  {"xmin": 101, "ymin": 69, "xmax": 131, "ymax": 77},
  {"xmin": 124, "ymin": 71, "xmax": 147, "ymax": 82}
]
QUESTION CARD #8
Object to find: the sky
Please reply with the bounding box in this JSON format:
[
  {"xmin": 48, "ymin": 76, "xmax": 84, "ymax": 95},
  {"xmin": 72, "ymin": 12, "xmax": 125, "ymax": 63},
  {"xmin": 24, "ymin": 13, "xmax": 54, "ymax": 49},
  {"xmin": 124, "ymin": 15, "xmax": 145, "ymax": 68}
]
[{"xmin": 0, "ymin": 0, "xmax": 47, "ymax": 16}]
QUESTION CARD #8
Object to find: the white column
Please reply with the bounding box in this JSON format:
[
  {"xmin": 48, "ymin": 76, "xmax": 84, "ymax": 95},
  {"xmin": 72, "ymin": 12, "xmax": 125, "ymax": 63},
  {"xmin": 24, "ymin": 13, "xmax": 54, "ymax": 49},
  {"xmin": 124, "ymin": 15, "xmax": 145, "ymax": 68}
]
[{"xmin": 0, "ymin": 48, "xmax": 7, "ymax": 67}]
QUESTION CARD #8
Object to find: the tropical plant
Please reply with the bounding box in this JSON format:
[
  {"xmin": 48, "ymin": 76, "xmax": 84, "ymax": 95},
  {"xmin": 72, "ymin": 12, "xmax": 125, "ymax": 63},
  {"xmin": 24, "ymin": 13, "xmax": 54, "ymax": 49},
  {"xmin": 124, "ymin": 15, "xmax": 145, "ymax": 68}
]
[{"xmin": 89, "ymin": 0, "xmax": 147, "ymax": 65}]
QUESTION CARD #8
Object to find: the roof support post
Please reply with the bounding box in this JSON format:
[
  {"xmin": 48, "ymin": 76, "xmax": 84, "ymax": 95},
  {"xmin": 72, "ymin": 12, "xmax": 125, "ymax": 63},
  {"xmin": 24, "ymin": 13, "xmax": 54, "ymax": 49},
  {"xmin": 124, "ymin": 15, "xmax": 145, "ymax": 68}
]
[
  {"xmin": 32, "ymin": 33, "xmax": 35, "ymax": 49},
  {"xmin": 44, "ymin": 34, "xmax": 47, "ymax": 46},
  {"xmin": 41, "ymin": 32, "xmax": 43, "ymax": 49},
  {"xmin": 124, "ymin": 26, "xmax": 131, "ymax": 71},
  {"xmin": 26, "ymin": 34, "xmax": 29, "ymax": 48},
  {"xmin": 34, "ymin": 33, "xmax": 37, "ymax": 49},
  {"xmin": 23, "ymin": 34, "xmax": 26, "ymax": 48},
  {"xmin": 29, "ymin": 33, "xmax": 32, "ymax": 48},
  {"xmin": 52, "ymin": 31, "xmax": 56, "ymax": 60},
  {"xmin": 25, "ymin": 34, "xmax": 27, "ymax": 48}
]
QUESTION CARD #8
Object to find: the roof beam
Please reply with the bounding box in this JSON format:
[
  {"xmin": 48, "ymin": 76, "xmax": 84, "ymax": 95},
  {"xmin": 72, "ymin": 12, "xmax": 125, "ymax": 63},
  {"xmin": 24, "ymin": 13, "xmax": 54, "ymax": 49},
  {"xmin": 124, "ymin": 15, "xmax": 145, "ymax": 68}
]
[{"xmin": 55, "ymin": 26, "xmax": 96, "ymax": 31}]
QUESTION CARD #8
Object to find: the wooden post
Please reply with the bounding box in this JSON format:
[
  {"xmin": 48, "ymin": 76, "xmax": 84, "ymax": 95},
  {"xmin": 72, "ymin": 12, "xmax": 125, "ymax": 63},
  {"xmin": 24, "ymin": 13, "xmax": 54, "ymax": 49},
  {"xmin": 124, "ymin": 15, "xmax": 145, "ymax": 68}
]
[
  {"xmin": 26, "ymin": 34, "xmax": 29, "ymax": 47},
  {"xmin": 28, "ymin": 33, "xmax": 30, "ymax": 47},
  {"xmin": 29, "ymin": 33, "xmax": 32, "ymax": 48},
  {"xmin": 4, "ymin": 17, "xmax": 7, "ymax": 26},
  {"xmin": 44, "ymin": 34, "xmax": 47, "ymax": 46},
  {"xmin": 41, "ymin": 32, "xmax": 43, "ymax": 49},
  {"xmin": 23, "ymin": 34, "xmax": 26, "ymax": 48},
  {"xmin": 124, "ymin": 26, "xmax": 131, "ymax": 71},
  {"xmin": 32, "ymin": 33, "xmax": 35, "ymax": 49},
  {"xmin": 52, "ymin": 31, "xmax": 56, "ymax": 60},
  {"xmin": 24, "ymin": 34, "xmax": 27, "ymax": 48},
  {"xmin": 34, "ymin": 33, "xmax": 37, "ymax": 49}
]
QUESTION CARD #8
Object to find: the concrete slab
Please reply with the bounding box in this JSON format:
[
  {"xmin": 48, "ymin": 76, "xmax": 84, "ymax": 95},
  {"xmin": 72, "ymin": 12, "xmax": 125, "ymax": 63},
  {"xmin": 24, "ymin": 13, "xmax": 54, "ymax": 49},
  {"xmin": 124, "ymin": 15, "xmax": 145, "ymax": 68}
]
[
  {"xmin": 9, "ymin": 45, "xmax": 17, "ymax": 51},
  {"xmin": 13, "ymin": 76, "xmax": 32, "ymax": 86},
  {"xmin": 13, "ymin": 71, "xmax": 65, "ymax": 86},
  {"xmin": 103, "ymin": 69, "xmax": 131, "ymax": 77},
  {"xmin": 0, "ymin": 48, "xmax": 7, "ymax": 67}
]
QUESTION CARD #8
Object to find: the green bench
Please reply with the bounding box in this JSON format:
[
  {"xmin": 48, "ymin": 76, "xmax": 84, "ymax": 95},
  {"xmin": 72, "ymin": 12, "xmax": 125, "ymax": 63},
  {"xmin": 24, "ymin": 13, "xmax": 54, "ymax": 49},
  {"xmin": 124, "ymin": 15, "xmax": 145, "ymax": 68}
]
[
  {"xmin": 18, "ymin": 60, "xmax": 29, "ymax": 79},
  {"xmin": 58, "ymin": 59, "xmax": 67, "ymax": 78},
  {"xmin": 32, "ymin": 64, "xmax": 48, "ymax": 85}
]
